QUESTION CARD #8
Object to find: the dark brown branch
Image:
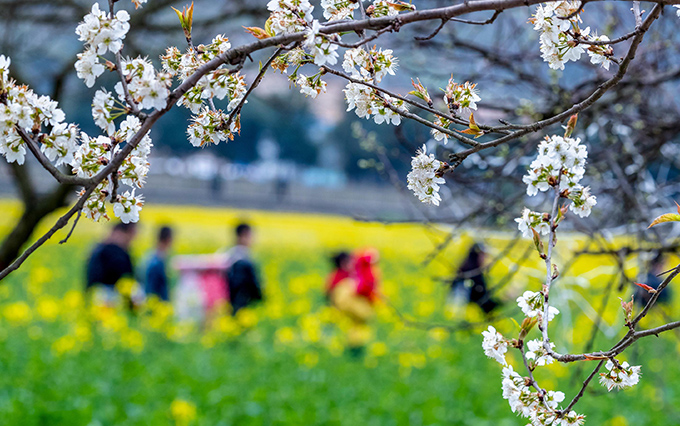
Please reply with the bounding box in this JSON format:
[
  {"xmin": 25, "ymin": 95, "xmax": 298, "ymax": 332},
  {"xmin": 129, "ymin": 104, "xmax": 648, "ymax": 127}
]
[
  {"xmin": 561, "ymin": 359, "xmax": 605, "ymax": 414},
  {"xmin": 59, "ymin": 210, "xmax": 81, "ymax": 244},
  {"xmin": 15, "ymin": 126, "xmax": 84, "ymax": 185},
  {"xmin": 415, "ymin": 10, "xmax": 503, "ymax": 41}
]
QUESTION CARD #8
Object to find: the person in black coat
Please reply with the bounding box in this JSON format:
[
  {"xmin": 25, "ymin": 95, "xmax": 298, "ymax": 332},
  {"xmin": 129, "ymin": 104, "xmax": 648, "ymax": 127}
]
[
  {"xmin": 86, "ymin": 222, "xmax": 138, "ymax": 307},
  {"xmin": 226, "ymin": 223, "xmax": 262, "ymax": 314},
  {"xmin": 451, "ymin": 243, "xmax": 499, "ymax": 314}
]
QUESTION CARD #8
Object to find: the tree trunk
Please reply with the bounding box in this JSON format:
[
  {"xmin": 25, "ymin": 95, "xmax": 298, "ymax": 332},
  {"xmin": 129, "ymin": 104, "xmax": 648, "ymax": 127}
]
[{"xmin": 0, "ymin": 163, "xmax": 72, "ymax": 270}]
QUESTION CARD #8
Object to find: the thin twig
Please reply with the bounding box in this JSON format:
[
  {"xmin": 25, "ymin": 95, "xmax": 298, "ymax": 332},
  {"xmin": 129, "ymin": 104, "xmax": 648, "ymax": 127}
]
[
  {"xmin": 561, "ymin": 359, "xmax": 605, "ymax": 414},
  {"xmin": 59, "ymin": 210, "xmax": 82, "ymax": 244}
]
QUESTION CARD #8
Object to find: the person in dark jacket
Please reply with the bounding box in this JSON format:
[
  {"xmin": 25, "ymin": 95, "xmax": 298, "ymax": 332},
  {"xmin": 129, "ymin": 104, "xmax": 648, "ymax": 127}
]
[
  {"xmin": 226, "ymin": 223, "xmax": 262, "ymax": 314},
  {"xmin": 86, "ymin": 222, "xmax": 138, "ymax": 307},
  {"xmin": 145, "ymin": 226, "xmax": 173, "ymax": 302},
  {"xmin": 451, "ymin": 243, "xmax": 499, "ymax": 314}
]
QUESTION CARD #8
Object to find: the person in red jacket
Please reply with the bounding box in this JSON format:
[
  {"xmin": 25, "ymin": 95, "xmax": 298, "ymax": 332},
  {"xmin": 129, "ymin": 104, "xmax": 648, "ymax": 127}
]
[
  {"xmin": 354, "ymin": 249, "xmax": 380, "ymax": 304},
  {"xmin": 326, "ymin": 251, "xmax": 352, "ymax": 298}
]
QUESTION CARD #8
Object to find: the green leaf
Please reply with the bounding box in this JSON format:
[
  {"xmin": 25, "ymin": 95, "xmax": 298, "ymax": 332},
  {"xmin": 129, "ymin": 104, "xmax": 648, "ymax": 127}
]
[{"xmin": 649, "ymin": 213, "xmax": 680, "ymax": 228}]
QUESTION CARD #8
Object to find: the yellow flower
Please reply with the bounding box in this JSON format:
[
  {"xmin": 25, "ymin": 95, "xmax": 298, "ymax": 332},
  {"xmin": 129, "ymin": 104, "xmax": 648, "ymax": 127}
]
[
  {"xmin": 36, "ymin": 298, "xmax": 60, "ymax": 321},
  {"xmin": 121, "ymin": 329, "xmax": 145, "ymax": 353},
  {"xmin": 170, "ymin": 399, "xmax": 197, "ymax": 425},
  {"xmin": 3, "ymin": 301, "xmax": 32, "ymax": 325},
  {"xmin": 52, "ymin": 335, "xmax": 77, "ymax": 356},
  {"xmin": 275, "ymin": 326, "xmax": 296, "ymax": 345},
  {"xmin": 235, "ymin": 308, "xmax": 258, "ymax": 328},
  {"xmin": 428, "ymin": 327, "xmax": 449, "ymax": 342},
  {"xmin": 369, "ymin": 341, "xmax": 388, "ymax": 357},
  {"xmin": 63, "ymin": 290, "xmax": 84, "ymax": 311}
]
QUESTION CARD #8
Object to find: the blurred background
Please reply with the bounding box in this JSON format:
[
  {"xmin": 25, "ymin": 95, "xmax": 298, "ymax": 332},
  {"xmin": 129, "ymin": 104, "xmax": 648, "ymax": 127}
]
[{"xmin": 1, "ymin": 0, "xmax": 680, "ymax": 425}]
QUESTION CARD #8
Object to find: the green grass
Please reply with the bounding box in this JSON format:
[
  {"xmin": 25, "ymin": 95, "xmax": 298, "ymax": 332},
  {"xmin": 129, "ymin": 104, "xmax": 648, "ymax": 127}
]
[{"xmin": 0, "ymin": 200, "xmax": 678, "ymax": 425}]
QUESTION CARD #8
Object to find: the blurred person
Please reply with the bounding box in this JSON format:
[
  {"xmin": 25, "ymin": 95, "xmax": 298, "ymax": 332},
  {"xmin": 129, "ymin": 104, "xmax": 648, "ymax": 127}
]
[
  {"xmin": 326, "ymin": 251, "xmax": 352, "ymax": 300},
  {"xmin": 329, "ymin": 249, "xmax": 380, "ymax": 353},
  {"xmin": 144, "ymin": 226, "xmax": 174, "ymax": 302},
  {"xmin": 450, "ymin": 244, "xmax": 499, "ymax": 314},
  {"xmin": 226, "ymin": 223, "xmax": 262, "ymax": 314},
  {"xmin": 635, "ymin": 252, "xmax": 671, "ymax": 308},
  {"xmin": 85, "ymin": 222, "xmax": 140, "ymax": 308}
]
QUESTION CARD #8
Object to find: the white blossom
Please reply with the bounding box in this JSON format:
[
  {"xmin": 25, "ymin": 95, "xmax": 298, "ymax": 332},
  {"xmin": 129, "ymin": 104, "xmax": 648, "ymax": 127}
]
[
  {"xmin": 407, "ymin": 144, "xmax": 445, "ymax": 206},
  {"xmin": 266, "ymin": 0, "xmax": 314, "ymax": 35},
  {"xmin": 321, "ymin": 0, "xmax": 358, "ymax": 20},
  {"xmin": 0, "ymin": 132, "xmax": 25, "ymax": 165},
  {"xmin": 71, "ymin": 132, "xmax": 111, "ymax": 178},
  {"xmin": 587, "ymin": 35, "xmax": 613, "ymax": 71},
  {"xmin": 482, "ymin": 326, "xmax": 508, "ymax": 365},
  {"xmin": 295, "ymin": 74, "xmax": 327, "ymax": 99},
  {"xmin": 444, "ymin": 78, "xmax": 481, "ymax": 115},
  {"xmin": 342, "ymin": 47, "xmax": 397, "ymax": 83},
  {"xmin": 113, "ymin": 189, "xmax": 144, "ymax": 223},
  {"xmin": 115, "ymin": 57, "xmax": 170, "ymax": 111},
  {"xmin": 370, "ymin": 0, "xmax": 415, "ymax": 17},
  {"xmin": 525, "ymin": 339, "xmax": 554, "ymax": 366},
  {"xmin": 92, "ymin": 89, "xmax": 116, "ymax": 135},
  {"xmin": 568, "ymin": 185, "xmax": 597, "ymax": 218},
  {"xmin": 81, "ymin": 182, "xmax": 109, "ymax": 222},
  {"xmin": 522, "ymin": 135, "xmax": 590, "ymax": 196},
  {"xmin": 515, "ymin": 208, "xmax": 550, "ymax": 238},
  {"xmin": 531, "ymin": 2, "xmax": 613, "ymax": 71},
  {"xmin": 303, "ymin": 20, "xmax": 339, "ymax": 67},
  {"xmin": 0, "ymin": 54, "xmax": 10, "ymax": 87},
  {"xmin": 43, "ymin": 122, "xmax": 79, "ymax": 166},
  {"xmin": 344, "ymin": 82, "xmax": 373, "ymax": 119},
  {"xmin": 517, "ymin": 290, "xmax": 560, "ymax": 322},
  {"xmin": 74, "ymin": 48, "xmax": 105, "ymax": 88},
  {"xmin": 187, "ymin": 108, "xmax": 238, "ymax": 147},
  {"xmin": 76, "ymin": 3, "xmax": 130, "ymax": 56},
  {"xmin": 599, "ymin": 360, "xmax": 641, "ymax": 391}
]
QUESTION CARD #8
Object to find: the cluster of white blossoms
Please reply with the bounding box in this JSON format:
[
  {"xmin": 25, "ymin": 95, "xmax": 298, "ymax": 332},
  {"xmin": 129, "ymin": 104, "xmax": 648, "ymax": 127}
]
[
  {"xmin": 342, "ymin": 47, "xmax": 397, "ymax": 84},
  {"xmin": 113, "ymin": 189, "xmax": 144, "ymax": 223},
  {"xmin": 517, "ymin": 134, "xmax": 597, "ymax": 236},
  {"xmin": 406, "ymin": 145, "xmax": 445, "ymax": 206},
  {"xmin": 162, "ymin": 35, "xmax": 248, "ymax": 143},
  {"xmin": 296, "ymin": 74, "xmax": 327, "ymax": 99},
  {"xmin": 75, "ymin": 3, "xmax": 131, "ymax": 88},
  {"xmin": 526, "ymin": 339, "xmax": 555, "ymax": 367},
  {"xmin": 517, "ymin": 290, "xmax": 560, "ymax": 322},
  {"xmin": 599, "ymin": 360, "xmax": 641, "ymax": 391},
  {"xmin": 523, "ymin": 135, "xmax": 588, "ymax": 196},
  {"xmin": 482, "ymin": 326, "xmax": 509, "ymax": 365},
  {"xmin": 187, "ymin": 108, "xmax": 239, "ymax": 147},
  {"xmin": 516, "ymin": 208, "xmax": 550, "ymax": 238},
  {"xmin": 368, "ymin": 0, "xmax": 416, "ymax": 17},
  {"xmin": 266, "ymin": 0, "xmax": 315, "ymax": 35},
  {"xmin": 115, "ymin": 57, "xmax": 171, "ymax": 111},
  {"xmin": 0, "ymin": 1, "xmax": 156, "ymax": 225},
  {"xmin": 425, "ymin": 78, "xmax": 482, "ymax": 145},
  {"xmin": 70, "ymin": 114, "xmax": 152, "ymax": 222},
  {"xmin": 0, "ymin": 55, "xmax": 72, "ymax": 166},
  {"xmin": 530, "ymin": 1, "xmax": 613, "ymax": 71},
  {"xmin": 321, "ymin": 0, "xmax": 358, "ymax": 21},
  {"xmin": 342, "ymin": 48, "xmax": 406, "ymax": 125},
  {"xmin": 444, "ymin": 78, "xmax": 481, "ymax": 115},
  {"xmin": 303, "ymin": 20, "xmax": 340, "ymax": 67},
  {"xmin": 502, "ymin": 365, "xmax": 585, "ymax": 425}
]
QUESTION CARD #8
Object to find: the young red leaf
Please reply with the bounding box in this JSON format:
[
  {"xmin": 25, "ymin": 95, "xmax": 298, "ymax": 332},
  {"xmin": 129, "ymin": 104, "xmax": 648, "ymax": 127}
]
[{"xmin": 634, "ymin": 282, "xmax": 657, "ymax": 294}]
